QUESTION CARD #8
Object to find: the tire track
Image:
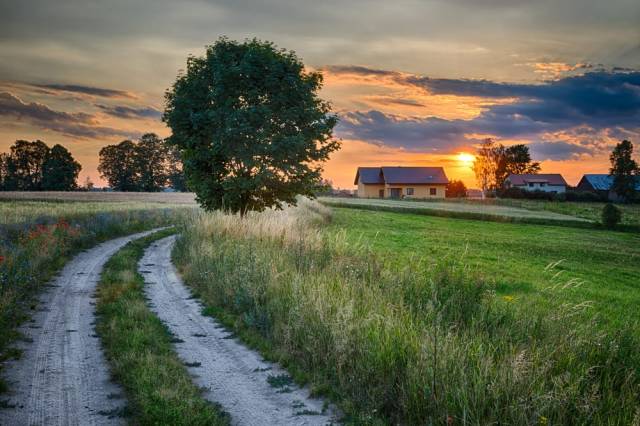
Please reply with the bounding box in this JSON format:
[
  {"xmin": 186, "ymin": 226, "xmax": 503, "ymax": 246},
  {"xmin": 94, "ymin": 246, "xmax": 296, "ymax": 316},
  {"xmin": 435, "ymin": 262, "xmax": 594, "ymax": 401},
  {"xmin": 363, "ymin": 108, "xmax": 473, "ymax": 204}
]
[
  {"xmin": 0, "ymin": 229, "xmax": 162, "ymax": 426},
  {"xmin": 140, "ymin": 235, "xmax": 339, "ymax": 426}
]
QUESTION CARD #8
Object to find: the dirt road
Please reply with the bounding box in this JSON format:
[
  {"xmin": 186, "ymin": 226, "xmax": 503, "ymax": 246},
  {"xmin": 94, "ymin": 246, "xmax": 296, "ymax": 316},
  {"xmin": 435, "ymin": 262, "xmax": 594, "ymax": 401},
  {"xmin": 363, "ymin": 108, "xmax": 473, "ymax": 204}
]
[
  {"xmin": 0, "ymin": 229, "xmax": 160, "ymax": 426},
  {"xmin": 140, "ymin": 235, "xmax": 338, "ymax": 426}
]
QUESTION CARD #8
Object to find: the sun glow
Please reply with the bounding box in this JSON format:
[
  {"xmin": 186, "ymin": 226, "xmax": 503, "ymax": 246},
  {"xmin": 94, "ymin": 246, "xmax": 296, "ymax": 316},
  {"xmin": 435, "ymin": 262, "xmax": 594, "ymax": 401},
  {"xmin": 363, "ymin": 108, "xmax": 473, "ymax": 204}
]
[{"xmin": 457, "ymin": 152, "xmax": 475, "ymax": 167}]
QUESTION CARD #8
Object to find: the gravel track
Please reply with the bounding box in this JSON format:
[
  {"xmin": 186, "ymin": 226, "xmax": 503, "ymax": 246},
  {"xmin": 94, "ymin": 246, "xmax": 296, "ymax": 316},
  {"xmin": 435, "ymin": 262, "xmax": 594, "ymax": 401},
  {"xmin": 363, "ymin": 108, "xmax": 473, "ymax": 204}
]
[
  {"xmin": 0, "ymin": 229, "xmax": 160, "ymax": 426},
  {"xmin": 140, "ymin": 235, "xmax": 338, "ymax": 426}
]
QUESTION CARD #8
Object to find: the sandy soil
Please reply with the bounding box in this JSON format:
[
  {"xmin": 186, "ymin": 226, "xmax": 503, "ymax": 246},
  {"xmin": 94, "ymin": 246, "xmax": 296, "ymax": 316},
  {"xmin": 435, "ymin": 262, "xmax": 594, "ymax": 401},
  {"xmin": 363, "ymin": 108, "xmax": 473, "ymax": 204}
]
[
  {"xmin": 0, "ymin": 229, "xmax": 160, "ymax": 426},
  {"xmin": 140, "ymin": 235, "xmax": 339, "ymax": 426}
]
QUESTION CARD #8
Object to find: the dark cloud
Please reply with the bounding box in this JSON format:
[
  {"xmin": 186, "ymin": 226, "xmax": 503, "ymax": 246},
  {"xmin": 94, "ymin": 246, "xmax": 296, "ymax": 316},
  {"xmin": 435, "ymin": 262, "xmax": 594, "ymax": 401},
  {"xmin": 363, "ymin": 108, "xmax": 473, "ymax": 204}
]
[
  {"xmin": 528, "ymin": 141, "xmax": 593, "ymax": 160},
  {"xmin": 0, "ymin": 91, "xmax": 135, "ymax": 139},
  {"xmin": 335, "ymin": 69, "xmax": 640, "ymax": 153},
  {"xmin": 324, "ymin": 65, "xmax": 399, "ymax": 78},
  {"xmin": 32, "ymin": 83, "xmax": 137, "ymax": 99},
  {"xmin": 337, "ymin": 110, "xmax": 474, "ymax": 152},
  {"xmin": 96, "ymin": 104, "xmax": 161, "ymax": 119}
]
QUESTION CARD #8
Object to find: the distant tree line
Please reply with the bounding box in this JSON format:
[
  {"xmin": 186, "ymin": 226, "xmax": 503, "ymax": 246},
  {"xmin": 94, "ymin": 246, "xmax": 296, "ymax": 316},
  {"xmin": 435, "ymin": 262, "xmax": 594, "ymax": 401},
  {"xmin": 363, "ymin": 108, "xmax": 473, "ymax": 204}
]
[
  {"xmin": 472, "ymin": 138, "xmax": 638, "ymax": 202},
  {"xmin": 0, "ymin": 140, "xmax": 81, "ymax": 191},
  {"xmin": 98, "ymin": 133, "xmax": 186, "ymax": 192}
]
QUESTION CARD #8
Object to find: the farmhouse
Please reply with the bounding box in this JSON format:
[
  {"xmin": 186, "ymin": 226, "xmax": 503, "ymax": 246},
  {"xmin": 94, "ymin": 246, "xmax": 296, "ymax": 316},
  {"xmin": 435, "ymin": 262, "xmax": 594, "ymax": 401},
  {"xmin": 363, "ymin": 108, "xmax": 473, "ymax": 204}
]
[
  {"xmin": 505, "ymin": 174, "xmax": 567, "ymax": 193},
  {"xmin": 577, "ymin": 174, "xmax": 640, "ymax": 200},
  {"xmin": 354, "ymin": 166, "xmax": 449, "ymax": 199}
]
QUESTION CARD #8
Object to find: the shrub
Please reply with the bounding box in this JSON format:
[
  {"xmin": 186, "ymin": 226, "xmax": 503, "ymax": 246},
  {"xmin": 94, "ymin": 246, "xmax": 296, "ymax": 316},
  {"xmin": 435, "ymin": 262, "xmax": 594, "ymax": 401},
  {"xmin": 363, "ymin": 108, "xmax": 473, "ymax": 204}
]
[
  {"xmin": 565, "ymin": 190, "xmax": 607, "ymax": 202},
  {"xmin": 498, "ymin": 187, "xmax": 555, "ymax": 200},
  {"xmin": 602, "ymin": 203, "xmax": 622, "ymax": 228}
]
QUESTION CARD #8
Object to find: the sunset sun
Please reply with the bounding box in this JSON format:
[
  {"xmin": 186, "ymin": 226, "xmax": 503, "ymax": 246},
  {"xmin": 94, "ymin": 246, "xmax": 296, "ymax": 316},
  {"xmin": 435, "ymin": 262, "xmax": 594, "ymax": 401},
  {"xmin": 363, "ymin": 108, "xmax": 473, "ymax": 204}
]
[{"xmin": 457, "ymin": 152, "xmax": 475, "ymax": 166}]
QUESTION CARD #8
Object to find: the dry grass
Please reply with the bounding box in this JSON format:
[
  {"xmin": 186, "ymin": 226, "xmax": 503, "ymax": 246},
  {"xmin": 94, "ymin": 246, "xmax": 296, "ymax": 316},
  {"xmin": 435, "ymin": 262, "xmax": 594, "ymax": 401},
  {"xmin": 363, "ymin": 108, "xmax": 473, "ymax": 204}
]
[
  {"xmin": 173, "ymin": 199, "xmax": 640, "ymax": 424},
  {"xmin": 0, "ymin": 191, "xmax": 197, "ymax": 204}
]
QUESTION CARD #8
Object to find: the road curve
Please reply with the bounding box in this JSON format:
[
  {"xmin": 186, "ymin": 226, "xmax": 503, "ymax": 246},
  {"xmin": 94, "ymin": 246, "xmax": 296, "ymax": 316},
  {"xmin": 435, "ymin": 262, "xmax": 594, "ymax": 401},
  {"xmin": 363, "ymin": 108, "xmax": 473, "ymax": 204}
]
[
  {"xmin": 140, "ymin": 235, "xmax": 338, "ymax": 426},
  {"xmin": 0, "ymin": 229, "xmax": 162, "ymax": 426}
]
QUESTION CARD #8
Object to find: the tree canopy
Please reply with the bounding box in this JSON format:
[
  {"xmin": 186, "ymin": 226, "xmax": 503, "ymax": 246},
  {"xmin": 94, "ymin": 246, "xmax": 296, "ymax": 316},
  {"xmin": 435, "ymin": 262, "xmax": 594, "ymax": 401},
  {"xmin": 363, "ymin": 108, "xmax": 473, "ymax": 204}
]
[
  {"xmin": 98, "ymin": 133, "xmax": 183, "ymax": 192},
  {"xmin": 0, "ymin": 140, "xmax": 81, "ymax": 191},
  {"xmin": 163, "ymin": 37, "xmax": 340, "ymax": 215},
  {"xmin": 42, "ymin": 144, "xmax": 82, "ymax": 190},
  {"xmin": 609, "ymin": 139, "xmax": 638, "ymax": 202},
  {"xmin": 446, "ymin": 180, "xmax": 468, "ymax": 198},
  {"xmin": 473, "ymin": 139, "xmax": 540, "ymax": 195}
]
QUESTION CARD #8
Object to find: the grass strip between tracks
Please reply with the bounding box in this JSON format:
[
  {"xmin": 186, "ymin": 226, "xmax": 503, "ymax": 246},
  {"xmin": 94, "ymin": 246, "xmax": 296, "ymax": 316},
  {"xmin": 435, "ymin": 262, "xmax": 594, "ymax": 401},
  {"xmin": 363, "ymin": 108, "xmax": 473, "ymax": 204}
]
[{"xmin": 96, "ymin": 229, "xmax": 229, "ymax": 425}]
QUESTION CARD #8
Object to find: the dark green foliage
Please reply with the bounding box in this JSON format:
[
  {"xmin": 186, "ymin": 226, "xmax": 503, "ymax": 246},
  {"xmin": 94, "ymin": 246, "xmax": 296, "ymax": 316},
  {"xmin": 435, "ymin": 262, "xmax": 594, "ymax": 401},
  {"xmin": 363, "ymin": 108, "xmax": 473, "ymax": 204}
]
[
  {"xmin": 602, "ymin": 203, "xmax": 622, "ymax": 228},
  {"xmin": 98, "ymin": 133, "xmax": 180, "ymax": 191},
  {"xmin": 0, "ymin": 140, "xmax": 50, "ymax": 190},
  {"xmin": 42, "ymin": 144, "xmax": 82, "ymax": 191},
  {"xmin": 495, "ymin": 143, "xmax": 541, "ymax": 188},
  {"xmin": 164, "ymin": 37, "xmax": 340, "ymax": 215},
  {"xmin": 609, "ymin": 139, "xmax": 639, "ymax": 202},
  {"xmin": 98, "ymin": 140, "xmax": 139, "ymax": 191},
  {"xmin": 0, "ymin": 140, "xmax": 81, "ymax": 191},
  {"xmin": 445, "ymin": 179, "xmax": 467, "ymax": 198}
]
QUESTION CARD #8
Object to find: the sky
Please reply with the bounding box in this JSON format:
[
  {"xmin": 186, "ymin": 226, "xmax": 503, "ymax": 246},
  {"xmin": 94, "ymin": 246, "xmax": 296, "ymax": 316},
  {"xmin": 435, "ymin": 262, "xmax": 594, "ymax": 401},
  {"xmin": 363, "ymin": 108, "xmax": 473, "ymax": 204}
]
[{"xmin": 0, "ymin": 0, "xmax": 639, "ymax": 189}]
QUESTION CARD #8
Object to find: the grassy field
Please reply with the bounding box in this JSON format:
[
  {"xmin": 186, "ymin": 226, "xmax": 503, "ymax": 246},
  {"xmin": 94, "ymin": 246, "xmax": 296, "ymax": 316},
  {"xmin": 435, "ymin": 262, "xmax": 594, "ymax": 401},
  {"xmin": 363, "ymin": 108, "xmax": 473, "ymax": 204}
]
[
  {"xmin": 328, "ymin": 208, "xmax": 640, "ymax": 329},
  {"xmin": 0, "ymin": 191, "xmax": 197, "ymax": 204},
  {"xmin": 96, "ymin": 229, "xmax": 228, "ymax": 425},
  {"xmin": 173, "ymin": 200, "xmax": 640, "ymax": 424},
  {"xmin": 320, "ymin": 196, "xmax": 640, "ymax": 229},
  {"xmin": 0, "ymin": 195, "xmax": 197, "ymax": 392},
  {"xmin": 493, "ymin": 198, "xmax": 640, "ymax": 226}
]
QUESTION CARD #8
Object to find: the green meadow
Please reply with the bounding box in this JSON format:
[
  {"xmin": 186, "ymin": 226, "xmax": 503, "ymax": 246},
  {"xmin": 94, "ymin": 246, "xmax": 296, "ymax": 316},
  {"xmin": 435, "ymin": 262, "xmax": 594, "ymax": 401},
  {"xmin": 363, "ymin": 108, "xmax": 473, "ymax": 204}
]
[{"xmin": 328, "ymin": 207, "xmax": 640, "ymax": 329}]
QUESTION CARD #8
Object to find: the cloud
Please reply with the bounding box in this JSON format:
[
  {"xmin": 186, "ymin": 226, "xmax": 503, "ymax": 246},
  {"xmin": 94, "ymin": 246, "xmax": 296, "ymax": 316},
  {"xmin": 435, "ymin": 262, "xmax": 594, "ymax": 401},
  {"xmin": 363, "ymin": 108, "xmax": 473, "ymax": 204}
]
[
  {"xmin": 32, "ymin": 83, "xmax": 137, "ymax": 99},
  {"xmin": 337, "ymin": 110, "xmax": 474, "ymax": 152},
  {"xmin": 334, "ymin": 69, "xmax": 640, "ymax": 153},
  {"xmin": 0, "ymin": 91, "xmax": 135, "ymax": 139},
  {"xmin": 96, "ymin": 104, "xmax": 162, "ymax": 119},
  {"xmin": 528, "ymin": 141, "xmax": 593, "ymax": 160}
]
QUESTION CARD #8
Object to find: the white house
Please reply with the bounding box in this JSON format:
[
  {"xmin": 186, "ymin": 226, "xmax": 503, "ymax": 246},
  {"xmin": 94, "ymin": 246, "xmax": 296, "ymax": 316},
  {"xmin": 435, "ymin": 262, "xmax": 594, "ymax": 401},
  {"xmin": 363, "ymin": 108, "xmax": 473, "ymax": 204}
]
[{"xmin": 505, "ymin": 174, "xmax": 568, "ymax": 193}]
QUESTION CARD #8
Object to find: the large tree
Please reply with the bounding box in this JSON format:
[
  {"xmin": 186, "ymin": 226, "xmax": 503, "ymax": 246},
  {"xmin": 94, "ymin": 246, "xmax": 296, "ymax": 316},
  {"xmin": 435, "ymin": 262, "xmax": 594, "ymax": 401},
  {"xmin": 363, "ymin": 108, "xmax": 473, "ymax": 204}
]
[
  {"xmin": 98, "ymin": 140, "xmax": 139, "ymax": 191},
  {"xmin": 164, "ymin": 38, "xmax": 340, "ymax": 215},
  {"xmin": 472, "ymin": 139, "xmax": 499, "ymax": 198},
  {"xmin": 609, "ymin": 139, "xmax": 638, "ymax": 202},
  {"xmin": 42, "ymin": 144, "xmax": 82, "ymax": 190},
  {"xmin": 473, "ymin": 140, "xmax": 540, "ymax": 195},
  {"xmin": 494, "ymin": 144, "xmax": 541, "ymax": 188}
]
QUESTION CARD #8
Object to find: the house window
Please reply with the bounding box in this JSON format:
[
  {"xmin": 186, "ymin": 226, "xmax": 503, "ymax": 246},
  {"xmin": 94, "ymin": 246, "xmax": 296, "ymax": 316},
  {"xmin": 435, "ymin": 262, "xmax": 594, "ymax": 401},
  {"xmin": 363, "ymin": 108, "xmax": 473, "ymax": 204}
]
[
  {"xmin": 430, "ymin": 188, "xmax": 437, "ymax": 196},
  {"xmin": 528, "ymin": 183, "xmax": 534, "ymax": 187},
  {"xmin": 406, "ymin": 188, "xmax": 414, "ymax": 196}
]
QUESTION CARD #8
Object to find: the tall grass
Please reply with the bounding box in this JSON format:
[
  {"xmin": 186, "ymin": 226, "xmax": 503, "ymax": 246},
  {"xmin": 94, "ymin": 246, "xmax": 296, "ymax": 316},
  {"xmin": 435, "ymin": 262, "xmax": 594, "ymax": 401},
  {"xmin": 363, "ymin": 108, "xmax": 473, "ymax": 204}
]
[
  {"xmin": 0, "ymin": 201, "xmax": 196, "ymax": 390},
  {"xmin": 174, "ymin": 199, "xmax": 640, "ymax": 424}
]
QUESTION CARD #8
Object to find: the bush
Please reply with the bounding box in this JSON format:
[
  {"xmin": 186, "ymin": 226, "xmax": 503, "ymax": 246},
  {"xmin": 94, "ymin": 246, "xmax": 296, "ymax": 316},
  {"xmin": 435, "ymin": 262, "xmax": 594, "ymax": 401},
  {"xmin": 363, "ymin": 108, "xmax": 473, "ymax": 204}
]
[
  {"xmin": 498, "ymin": 187, "xmax": 555, "ymax": 200},
  {"xmin": 602, "ymin": 203, "xmax": 622, "ymax": 228},
  {"xmin": 565, "ymin": 190, "xmax": 607, "ymax": 202}
]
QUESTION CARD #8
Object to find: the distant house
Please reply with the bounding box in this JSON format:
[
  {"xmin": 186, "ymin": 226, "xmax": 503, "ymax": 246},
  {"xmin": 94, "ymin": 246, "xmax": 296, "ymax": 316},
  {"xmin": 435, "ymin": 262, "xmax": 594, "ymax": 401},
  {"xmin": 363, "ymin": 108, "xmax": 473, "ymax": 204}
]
[
  {"xmin": 505, "ymin": 174, "xmax": 568, "ymax": 193},
  {"xmin": 354, "ymin": 166, "xmax": 449, "ymax": 199},
  {"xmin": 577, "ymin": 174, "xmax": 640, "ymax": 200}
]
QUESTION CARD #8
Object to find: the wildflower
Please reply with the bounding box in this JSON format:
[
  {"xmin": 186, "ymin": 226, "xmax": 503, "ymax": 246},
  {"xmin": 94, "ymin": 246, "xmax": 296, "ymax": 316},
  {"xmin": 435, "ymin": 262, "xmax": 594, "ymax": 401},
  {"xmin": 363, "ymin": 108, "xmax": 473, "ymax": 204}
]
[
  {"xmin": 539, "ymin": 416, "xmax": 548, "ymax": 425},
  {"xmin": 503, "ymin": 295, "xmax": 515, "ymax": 302},
  {"xmin": 0, "ymin": 255, "xmax": 4, "ymax": 263}
]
